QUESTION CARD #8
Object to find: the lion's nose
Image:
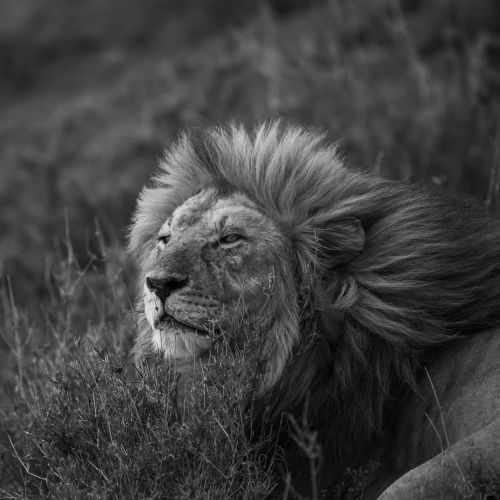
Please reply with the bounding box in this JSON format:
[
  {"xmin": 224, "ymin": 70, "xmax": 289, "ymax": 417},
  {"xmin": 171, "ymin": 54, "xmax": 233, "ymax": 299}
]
[{"xmin": 146, "ymin": 274, "xmax": 188, "ymax": 301}]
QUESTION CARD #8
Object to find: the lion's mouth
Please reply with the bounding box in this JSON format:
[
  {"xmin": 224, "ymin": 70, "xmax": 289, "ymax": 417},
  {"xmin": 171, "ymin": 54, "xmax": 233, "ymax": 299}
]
[{"xmin": 154, "ymin": 314, "xmax": 210, "ymax": 339}]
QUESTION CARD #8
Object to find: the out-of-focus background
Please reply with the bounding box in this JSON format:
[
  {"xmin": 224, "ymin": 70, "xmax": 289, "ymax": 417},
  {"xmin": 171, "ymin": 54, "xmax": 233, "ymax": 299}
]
[{"xmin": 1, "ymin": 0, "xmax": 500, "ymax": 315}]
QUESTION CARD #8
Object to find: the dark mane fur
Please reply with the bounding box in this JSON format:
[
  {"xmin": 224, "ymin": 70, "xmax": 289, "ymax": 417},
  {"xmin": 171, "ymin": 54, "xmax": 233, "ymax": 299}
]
[{"xmin": 129, "ymin": 121, "xmax": 500, "ymax": 467}]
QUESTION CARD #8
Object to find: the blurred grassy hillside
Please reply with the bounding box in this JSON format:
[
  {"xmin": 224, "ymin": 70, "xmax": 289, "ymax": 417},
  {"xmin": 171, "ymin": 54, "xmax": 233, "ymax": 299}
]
[{"xmin": 1, "ymin": 0, "xmax": 500, "ymax": 313}]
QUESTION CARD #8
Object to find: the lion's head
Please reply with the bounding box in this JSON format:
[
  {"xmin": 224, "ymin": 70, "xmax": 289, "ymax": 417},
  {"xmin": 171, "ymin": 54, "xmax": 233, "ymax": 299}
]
[
  {"xmin": 129, "ymin": 122, "xmax": 370, "ymax": 393},
  {"xmin": 129, "ymin": 122, "xmax": 500, "ymax": 495}
]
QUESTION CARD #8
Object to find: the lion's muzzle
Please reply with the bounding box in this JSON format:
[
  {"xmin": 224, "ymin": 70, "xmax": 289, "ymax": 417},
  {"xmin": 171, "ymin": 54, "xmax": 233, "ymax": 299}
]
[{"xmin": 145, "ymin": 273, "xmax": 188, "ymax": 303}]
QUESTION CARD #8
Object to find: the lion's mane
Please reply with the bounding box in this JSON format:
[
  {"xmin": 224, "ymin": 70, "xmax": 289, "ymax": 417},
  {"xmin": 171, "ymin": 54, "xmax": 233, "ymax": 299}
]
[{"xmin": 129, "ymin": 122, "xmax": 500, "ymax": 465}]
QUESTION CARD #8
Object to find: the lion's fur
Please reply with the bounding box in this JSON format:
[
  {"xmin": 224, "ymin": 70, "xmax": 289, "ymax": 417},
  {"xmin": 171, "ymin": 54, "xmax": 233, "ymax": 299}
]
[{"xmin": 129, "ymin": 122, "xmax": 500, "ymax": 487}]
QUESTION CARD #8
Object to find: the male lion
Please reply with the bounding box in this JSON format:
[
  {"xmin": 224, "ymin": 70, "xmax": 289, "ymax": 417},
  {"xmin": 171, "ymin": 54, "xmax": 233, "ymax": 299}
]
[{"xmin": 129, "ymin": 122, "xmax": 500, "ymax": 499}]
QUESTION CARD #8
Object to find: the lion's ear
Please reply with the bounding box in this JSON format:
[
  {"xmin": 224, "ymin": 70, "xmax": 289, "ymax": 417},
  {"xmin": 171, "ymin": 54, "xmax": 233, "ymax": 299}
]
[{"xmin": 317, "ymin": 217, "xmax": 365, "ymax": 268}]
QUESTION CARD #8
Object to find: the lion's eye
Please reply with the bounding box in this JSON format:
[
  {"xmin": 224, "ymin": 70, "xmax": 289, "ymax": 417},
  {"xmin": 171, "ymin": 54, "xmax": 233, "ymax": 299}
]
[
  {"xmin": 219, "ymin": 234, "xmax": 243, "ymax": 245},
  {"xmin": 157, "ymin": 235, "xmax": 170, "ymax": 249}
]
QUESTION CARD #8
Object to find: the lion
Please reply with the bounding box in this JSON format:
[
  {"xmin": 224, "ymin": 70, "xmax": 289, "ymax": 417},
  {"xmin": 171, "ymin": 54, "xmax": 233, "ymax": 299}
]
[{"xmin": 128, "ymin": 122, "xmax": 500, "ymax": 499}]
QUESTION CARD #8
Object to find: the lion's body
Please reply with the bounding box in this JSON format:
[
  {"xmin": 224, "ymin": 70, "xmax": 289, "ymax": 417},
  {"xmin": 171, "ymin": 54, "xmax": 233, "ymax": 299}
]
[
  {"xmin": 365, "ymin": 328, "xmax": 500, "ymax": 499},
  {"xmin": 129, "ymin": 122, "xmax": 500, "ymax": 498}
]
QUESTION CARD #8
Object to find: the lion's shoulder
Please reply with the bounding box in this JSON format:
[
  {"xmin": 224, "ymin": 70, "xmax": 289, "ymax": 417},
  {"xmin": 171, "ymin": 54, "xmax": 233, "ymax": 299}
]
[{"xmin": 387, "ymin": 328, "xmax": 500, "ymax": 469}]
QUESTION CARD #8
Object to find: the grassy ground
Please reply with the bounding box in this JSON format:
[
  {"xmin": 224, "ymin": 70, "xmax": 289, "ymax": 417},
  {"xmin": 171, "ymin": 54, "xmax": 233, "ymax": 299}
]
[{"xmin": 1, "ymin": 0, "xmax": 500, "ymax": 498}]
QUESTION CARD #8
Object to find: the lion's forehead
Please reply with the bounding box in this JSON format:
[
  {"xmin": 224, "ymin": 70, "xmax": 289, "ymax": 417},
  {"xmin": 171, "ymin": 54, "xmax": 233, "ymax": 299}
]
[{"xmin": 167, "ymin": 189, "xmax": 261, "ymax": 235}]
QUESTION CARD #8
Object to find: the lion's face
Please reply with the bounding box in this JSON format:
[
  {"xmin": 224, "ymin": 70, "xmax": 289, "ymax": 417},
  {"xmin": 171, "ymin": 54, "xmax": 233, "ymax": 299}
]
[{"xmin": 142, "ymin": 187, "xmax": 296, "ymax": 375}]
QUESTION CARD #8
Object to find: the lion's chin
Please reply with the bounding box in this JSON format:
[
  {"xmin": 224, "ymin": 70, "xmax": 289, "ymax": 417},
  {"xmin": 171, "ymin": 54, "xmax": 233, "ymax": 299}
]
[{"xmin": 150, "ymin": 322, "xmax": 212, "ymax": 361}]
